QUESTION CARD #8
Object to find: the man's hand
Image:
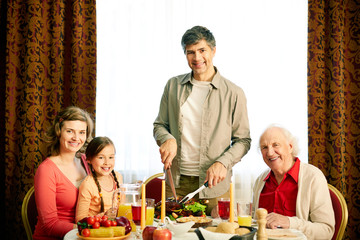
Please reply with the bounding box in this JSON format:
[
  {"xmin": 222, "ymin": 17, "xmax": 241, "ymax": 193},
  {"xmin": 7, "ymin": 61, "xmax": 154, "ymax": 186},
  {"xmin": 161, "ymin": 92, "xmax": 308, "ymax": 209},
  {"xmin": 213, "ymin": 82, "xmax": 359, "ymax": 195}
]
[
  {"xmin": 159, "ymin": 139, "xmax": 177, "ymax": 170},
  {"xmin": 205, "ymin": 162, "xmax": 227, "ymax": 188},
  {"xmin": 266, "ymin": 212, "xmax": 290, "ymax": 229}
]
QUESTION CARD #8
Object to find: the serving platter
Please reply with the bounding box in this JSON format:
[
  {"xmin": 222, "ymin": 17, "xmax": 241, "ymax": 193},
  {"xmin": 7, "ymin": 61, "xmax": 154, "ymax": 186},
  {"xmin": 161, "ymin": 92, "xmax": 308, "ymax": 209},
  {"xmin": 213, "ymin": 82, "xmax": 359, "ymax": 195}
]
[
  {"xmin": 266, "ymin": 229, "xmax": 306, "ymax": 240},
  {"xmin": 76, "ymin": 232, "xmax": 131, "ymax": 240},
  {"xmin": 176, "ymin": 216, "xmax": 213, "ymax": 228}
]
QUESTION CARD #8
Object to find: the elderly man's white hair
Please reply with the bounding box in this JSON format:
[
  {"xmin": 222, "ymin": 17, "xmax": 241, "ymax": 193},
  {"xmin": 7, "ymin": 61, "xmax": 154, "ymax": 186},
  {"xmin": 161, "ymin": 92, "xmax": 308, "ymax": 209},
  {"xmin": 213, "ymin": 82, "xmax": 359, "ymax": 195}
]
[{"xmin": 258, "ymin": 124, "xmax": 300, "ymax": 157}]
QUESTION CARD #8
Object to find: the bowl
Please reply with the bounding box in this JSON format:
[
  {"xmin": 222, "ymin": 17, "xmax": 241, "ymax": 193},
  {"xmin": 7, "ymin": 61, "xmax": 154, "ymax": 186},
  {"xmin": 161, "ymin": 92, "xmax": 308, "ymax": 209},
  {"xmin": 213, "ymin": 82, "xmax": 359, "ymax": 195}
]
[
  {"xmin": 231, "ymin": 226, "xmax": 257, "ymax": 240},
  {"xmin": 165, "ymin": 217, "xmax": 194, "ymax": 236},
  {"xmin": 196, "ymin": 226, "xmax": 257, "ymax": 240}
]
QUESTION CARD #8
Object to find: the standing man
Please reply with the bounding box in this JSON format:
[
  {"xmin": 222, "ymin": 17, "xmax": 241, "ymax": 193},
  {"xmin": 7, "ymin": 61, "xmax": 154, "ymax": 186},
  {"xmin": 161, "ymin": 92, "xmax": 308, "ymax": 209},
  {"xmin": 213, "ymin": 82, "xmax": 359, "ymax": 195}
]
[{"xmin": 153, "ymin": 26, "xmax": 251, "ymax": 214}]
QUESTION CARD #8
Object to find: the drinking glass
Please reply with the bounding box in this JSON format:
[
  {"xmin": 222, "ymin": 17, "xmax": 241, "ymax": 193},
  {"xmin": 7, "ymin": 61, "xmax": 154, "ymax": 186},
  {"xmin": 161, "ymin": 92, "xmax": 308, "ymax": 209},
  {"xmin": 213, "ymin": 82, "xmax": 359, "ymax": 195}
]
[
  {"xmin": 131, "ymin": 200, "xmax": 145, "ymax": 239},
  {"xmin": 218, "ymin": 198, "xmax": 230, "ymax": 221},
  {"xmin": 145, "ymin": 198, "xmax": 155, "ymax": 226},
  {"xmin": 237, "ymin": 201, "xmax": 252, "ymax": 227}
]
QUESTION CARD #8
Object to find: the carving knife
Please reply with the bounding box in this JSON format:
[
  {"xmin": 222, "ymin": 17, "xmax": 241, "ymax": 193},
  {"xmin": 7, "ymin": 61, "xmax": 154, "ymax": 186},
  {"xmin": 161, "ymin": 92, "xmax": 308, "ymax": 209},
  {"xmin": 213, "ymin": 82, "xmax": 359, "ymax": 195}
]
[{"xmin": 166, "ymin": 168, "xmax": 177, "ymax": 201}]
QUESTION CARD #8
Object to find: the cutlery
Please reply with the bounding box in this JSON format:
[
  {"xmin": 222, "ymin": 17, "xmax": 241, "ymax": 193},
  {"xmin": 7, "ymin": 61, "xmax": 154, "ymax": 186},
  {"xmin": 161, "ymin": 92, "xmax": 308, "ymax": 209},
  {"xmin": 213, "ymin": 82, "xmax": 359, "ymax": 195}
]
[
  {"xmin": 166, "ymin": 168, "xmax": 177, "ymax": 201},
  {"xmin": 179, "ymin": 181, "xmax": 208, "ymax": 204}
]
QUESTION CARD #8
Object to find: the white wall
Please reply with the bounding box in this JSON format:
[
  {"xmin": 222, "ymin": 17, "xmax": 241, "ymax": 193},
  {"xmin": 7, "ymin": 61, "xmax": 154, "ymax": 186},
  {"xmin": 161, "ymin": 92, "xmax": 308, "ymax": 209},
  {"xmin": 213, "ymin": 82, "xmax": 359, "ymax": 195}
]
[{"xmin": 96, "ymin": 0, "xmax": 308, "ymax": 200}]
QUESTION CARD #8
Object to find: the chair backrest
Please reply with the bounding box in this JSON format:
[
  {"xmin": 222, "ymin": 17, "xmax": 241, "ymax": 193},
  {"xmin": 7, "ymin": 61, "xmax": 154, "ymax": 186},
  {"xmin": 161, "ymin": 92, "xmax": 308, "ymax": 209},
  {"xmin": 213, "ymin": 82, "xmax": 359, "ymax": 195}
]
[
  {"xmin": 328, "ymin": 184, "xmax": 348, "ymax": 240},
  {"xmin": 145, "ymin": 177, "xmax": 163, "ymax": 204},
  {"xmin": 21, "ymin": 186, "xmax": 37, "ymax": 240}
]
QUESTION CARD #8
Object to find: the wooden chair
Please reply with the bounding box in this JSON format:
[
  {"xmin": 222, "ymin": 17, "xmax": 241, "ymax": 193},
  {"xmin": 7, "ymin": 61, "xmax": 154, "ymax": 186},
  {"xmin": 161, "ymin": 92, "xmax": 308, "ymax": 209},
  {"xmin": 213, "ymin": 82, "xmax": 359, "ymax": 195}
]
[
  {"xmin": 328, "ymin": 184, "xmax": 348, "ymax": 240},
  {"xmin": 145, "ymin": 177, "xmax": 163, "ymax": 204},
  {"xmin": 21, "ymin": 186, "xmax": 37, "ymax": 240},
  {"xmin": 144, "ymin": 173, "xmax": 164, "ymax": 204}
]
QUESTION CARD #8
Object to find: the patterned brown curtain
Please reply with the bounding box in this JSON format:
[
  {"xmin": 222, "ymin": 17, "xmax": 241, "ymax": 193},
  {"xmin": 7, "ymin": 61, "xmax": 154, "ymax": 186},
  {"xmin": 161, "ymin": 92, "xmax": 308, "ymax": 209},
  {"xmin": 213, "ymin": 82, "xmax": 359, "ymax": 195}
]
[
  {"xmin": 0, "ymin": 0, "xmax": 97, "ymax": 239},
  {"xmin": 308, "ymin": 0, "xmax": 360, "ymax": 239}
]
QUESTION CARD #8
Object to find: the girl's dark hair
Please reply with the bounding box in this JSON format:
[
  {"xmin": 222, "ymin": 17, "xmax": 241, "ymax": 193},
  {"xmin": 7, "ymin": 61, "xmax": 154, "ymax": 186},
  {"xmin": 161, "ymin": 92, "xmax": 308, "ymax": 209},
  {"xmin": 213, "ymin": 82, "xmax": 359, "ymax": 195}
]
[
  {"xmin": 45, "ymin": 106, "xmax": 94, "ymax": 157},
  {"xmin": 87, "ymin": 136, "xmax": 120, "ymax": 212}
]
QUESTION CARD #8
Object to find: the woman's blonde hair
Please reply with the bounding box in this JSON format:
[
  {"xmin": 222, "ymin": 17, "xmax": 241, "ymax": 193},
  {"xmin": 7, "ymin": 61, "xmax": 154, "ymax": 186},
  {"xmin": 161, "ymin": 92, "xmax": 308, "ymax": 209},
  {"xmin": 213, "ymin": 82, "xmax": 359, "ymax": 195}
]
[{"xmin": 45, "ymin": 106, "xmax": 94, "ymax": 157}]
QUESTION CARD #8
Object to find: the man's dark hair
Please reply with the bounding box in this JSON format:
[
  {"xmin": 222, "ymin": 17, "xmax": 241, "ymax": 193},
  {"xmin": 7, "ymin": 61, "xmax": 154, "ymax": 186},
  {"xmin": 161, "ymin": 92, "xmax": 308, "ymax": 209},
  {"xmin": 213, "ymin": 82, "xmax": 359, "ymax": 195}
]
[{"xmin": 181, "ymin": 26, "xmax": 216, "ymax": 53}]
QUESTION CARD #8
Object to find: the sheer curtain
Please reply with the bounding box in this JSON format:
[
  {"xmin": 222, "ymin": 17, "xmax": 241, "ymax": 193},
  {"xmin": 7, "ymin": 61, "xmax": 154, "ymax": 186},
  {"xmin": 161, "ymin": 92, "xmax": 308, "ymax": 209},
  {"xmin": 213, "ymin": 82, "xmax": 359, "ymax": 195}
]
[{"xmin": 96, "ymin": 0, "xmax": 307, "ymax": 201}]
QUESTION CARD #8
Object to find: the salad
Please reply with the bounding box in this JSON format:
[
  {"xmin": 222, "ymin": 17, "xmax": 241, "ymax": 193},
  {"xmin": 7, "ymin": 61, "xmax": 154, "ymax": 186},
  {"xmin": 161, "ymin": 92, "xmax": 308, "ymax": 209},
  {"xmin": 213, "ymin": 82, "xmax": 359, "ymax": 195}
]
[{"xmin": 154, "ymin": 197, "xmax": 208, "ymax": 221}]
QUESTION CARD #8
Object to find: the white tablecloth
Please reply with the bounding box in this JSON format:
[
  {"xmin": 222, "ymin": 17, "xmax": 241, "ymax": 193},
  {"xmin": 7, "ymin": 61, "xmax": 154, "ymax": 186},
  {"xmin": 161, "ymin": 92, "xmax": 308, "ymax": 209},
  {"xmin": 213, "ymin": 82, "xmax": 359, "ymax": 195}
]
[
  {"xmin": 63, "ymin": 228, "xmax": 201, "ymax": 240},
  {"xmin": 64, "ymin": 218, "xmax": 306, "ymax": 240},
  {"xmin": 64, "ymin": 228, "xmax": 307, "ymax": 240}
]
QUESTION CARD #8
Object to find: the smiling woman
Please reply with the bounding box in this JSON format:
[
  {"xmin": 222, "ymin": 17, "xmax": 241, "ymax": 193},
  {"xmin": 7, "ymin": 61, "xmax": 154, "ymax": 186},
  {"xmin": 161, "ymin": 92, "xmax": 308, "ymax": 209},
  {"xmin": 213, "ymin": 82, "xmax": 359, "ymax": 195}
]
[
  {"xmin": 33, "ymin": 106, "xmax": 94, "ymax": 240},
  {"xmin": 96, "ymin": 0, "xmax": 308, "ymax": 201}
]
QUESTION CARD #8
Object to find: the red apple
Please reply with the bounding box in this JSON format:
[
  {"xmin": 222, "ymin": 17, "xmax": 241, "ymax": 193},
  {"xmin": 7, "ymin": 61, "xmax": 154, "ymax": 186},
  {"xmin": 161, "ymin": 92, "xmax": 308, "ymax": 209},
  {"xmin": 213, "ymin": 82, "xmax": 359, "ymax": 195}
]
[
  {"xmin": 142, "ymin": 226, "xmax": 157, "ymax": 240},
  {"xmin": 153, "ymin": 228, "xmax": 172, "ymax": 240}
]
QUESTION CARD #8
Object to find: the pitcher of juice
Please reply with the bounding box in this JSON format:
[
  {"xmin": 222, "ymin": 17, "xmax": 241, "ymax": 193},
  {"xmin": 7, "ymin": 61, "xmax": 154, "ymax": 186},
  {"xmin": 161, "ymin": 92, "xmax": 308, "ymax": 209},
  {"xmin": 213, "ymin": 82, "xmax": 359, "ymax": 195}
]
[{"xmin": 112, "ymin": 183, "xmax": 141, "ymax": 231}]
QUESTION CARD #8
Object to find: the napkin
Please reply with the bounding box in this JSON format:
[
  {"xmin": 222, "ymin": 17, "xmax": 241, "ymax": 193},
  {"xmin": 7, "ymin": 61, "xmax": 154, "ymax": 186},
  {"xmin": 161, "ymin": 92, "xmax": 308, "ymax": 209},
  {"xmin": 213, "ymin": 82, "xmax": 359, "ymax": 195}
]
[{"xmin": 198, "ymin": 227, "xmax": 236, "ymax": 240}]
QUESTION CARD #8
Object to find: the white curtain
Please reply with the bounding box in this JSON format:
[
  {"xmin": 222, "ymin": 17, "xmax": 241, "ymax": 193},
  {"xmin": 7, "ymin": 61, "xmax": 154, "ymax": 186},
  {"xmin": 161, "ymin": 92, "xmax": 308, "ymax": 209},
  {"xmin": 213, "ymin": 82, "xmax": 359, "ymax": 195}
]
[{"xmin": 96, "ymin": 0, "xmax": 308, "ymax": 201}]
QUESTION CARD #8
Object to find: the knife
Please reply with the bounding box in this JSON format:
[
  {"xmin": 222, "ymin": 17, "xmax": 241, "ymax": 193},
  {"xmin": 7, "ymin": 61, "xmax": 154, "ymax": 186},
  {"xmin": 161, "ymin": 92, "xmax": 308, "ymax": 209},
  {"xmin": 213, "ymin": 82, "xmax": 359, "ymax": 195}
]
[{"xmin": 166, "ymin": 168, "xmax": 177, "ymax": 201}]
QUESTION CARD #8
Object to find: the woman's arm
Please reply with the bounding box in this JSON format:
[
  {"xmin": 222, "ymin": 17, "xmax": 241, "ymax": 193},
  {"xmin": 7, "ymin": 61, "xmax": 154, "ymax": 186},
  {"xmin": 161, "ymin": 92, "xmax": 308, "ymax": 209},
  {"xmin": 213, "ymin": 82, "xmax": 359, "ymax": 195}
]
[{"xmin": 34, "ymin": 162, "xmax": 75, "ymax": 237}]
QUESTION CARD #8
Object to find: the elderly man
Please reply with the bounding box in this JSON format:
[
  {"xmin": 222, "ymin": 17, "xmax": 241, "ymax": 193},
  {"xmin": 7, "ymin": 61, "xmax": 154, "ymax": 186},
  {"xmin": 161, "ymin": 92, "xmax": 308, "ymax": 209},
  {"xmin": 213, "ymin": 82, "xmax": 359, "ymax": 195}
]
[
  {"xmin": 153, "ymin": 26, "xmax": 251, "ymax": 214},
  {"xmin": 253, "ymin": 125, "xmax": 335, "ymax": 240}
]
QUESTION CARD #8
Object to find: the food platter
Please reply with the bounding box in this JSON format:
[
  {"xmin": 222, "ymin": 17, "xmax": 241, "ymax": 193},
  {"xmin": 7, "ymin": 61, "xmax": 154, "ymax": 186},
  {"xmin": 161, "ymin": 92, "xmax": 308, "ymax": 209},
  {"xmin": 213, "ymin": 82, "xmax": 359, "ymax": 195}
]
[
  {"xmin": 266, "ymin": 229, "xmax": 306, "ymax": 240},
  {"xmin": 154, "ymin": 197, "xmax": 208, "ymax": 220},
  {"xmin": 76, "ymin": 232, "xmax": 131, "ymax": 240},
  {"xmin": 176, "ymin": 216, "xmax": 213, "ymax": 228}
]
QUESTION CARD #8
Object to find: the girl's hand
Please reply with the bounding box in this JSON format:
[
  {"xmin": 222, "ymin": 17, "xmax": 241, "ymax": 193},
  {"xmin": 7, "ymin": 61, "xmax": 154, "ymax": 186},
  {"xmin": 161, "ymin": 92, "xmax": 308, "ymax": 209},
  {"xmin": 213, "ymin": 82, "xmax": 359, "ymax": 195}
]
[{"xmin": 104, "ymin": 208, "xmax": 117, "ymax": 219}]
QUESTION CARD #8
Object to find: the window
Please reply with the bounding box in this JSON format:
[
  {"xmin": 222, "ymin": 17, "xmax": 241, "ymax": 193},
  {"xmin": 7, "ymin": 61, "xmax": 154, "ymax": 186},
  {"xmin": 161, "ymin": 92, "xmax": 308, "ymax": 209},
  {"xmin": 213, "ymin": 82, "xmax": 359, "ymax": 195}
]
[{"xmin": 96, "ymin": 0, "xmax": 307, "ymax": 200}]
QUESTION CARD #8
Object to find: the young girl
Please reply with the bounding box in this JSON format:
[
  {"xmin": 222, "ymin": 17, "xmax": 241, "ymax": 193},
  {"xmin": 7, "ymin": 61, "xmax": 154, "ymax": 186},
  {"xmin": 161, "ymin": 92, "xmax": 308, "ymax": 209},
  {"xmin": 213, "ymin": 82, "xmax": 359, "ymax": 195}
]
[{"xmin": 76, "ymin": 136, "xmax": 123, "ymax": 222}]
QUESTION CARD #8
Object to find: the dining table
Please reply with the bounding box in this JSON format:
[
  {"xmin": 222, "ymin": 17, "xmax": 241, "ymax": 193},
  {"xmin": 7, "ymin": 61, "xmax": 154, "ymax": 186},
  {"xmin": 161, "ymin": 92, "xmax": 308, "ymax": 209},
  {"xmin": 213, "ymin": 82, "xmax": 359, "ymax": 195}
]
[
  {"xmin": 63, "ymin": 217, "xmax": 308, "ymax": 240},
  {"xmin": 64, "ymin": 218, "xmax": 224, "ymax": 240},
  {"xmin": 64, "ymin": 228, "xmax": 202, "ymax": 240}
]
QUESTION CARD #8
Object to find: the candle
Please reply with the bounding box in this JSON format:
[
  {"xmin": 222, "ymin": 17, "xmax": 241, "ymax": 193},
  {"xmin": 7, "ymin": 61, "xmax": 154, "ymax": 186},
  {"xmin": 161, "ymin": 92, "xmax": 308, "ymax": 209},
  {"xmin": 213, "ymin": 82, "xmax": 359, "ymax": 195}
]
[
  {"xmin": 161, "ymin": 180, "xmax": 166, "ymax": 223},
  {"xmin": 229, "ymin": 182, "xmax": 234, "ymax": 222},
  {"xmin": 141, "ymin": 184, "xmax": 146, "ymax": 230}
]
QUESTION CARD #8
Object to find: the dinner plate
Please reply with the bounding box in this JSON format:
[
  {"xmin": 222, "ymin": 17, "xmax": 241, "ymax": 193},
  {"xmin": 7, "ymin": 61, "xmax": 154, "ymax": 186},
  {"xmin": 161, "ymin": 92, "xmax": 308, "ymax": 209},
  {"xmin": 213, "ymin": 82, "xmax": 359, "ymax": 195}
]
[
  {"xmin": 176, "ymin": 216, "xmax": 213, "ymax": 228},
  {"xmin": 266, "ymin": 228, "xmax": 306, "ymax": 240},
  {"xmin": 76, "ymin": 232, "xmax": 131, "ymax": 240}
]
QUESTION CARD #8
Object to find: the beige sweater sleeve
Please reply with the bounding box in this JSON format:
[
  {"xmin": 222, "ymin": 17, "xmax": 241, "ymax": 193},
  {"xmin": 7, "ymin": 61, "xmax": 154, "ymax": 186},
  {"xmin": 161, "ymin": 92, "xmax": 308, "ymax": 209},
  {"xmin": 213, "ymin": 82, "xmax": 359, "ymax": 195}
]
[{"xmin": 289, "ymin": 163, "xmax": 335, "ymax": 240}]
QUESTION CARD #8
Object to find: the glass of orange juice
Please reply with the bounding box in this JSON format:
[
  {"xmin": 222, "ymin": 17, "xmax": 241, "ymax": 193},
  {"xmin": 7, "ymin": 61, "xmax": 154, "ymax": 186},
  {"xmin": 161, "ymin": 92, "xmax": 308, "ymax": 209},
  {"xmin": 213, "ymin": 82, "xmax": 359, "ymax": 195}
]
[
  {"xmin": 144, "ymin": 198, "xmax": 155, "ymax": 226},
  {"xmin": 237, "ymin": 201, "xmax": 252, "ymax": 227}
]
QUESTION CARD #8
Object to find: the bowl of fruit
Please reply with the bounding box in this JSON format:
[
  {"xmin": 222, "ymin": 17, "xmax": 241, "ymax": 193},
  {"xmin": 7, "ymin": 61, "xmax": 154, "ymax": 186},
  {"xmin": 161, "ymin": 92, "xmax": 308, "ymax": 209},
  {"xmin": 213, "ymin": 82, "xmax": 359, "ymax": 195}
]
[{"xmin": 77, "ymin": 215, "xmax": 132, "ymax": 239}]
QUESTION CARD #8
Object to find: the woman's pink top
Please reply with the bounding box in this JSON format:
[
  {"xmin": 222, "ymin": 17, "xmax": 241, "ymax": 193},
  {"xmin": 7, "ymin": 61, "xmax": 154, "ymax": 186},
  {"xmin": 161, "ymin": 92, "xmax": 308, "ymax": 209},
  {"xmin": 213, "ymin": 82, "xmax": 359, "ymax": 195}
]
[{"xmin": 33, "ymin": 156, "xmax": 89, "ymax": 240}]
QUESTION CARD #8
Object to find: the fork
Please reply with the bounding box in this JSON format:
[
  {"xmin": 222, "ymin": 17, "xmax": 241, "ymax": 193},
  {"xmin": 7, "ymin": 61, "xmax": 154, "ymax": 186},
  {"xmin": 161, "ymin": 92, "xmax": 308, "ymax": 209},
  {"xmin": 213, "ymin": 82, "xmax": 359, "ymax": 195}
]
[{"xmin": 179, "ymin": 181, "xmax": 209, "ymax": 204}]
